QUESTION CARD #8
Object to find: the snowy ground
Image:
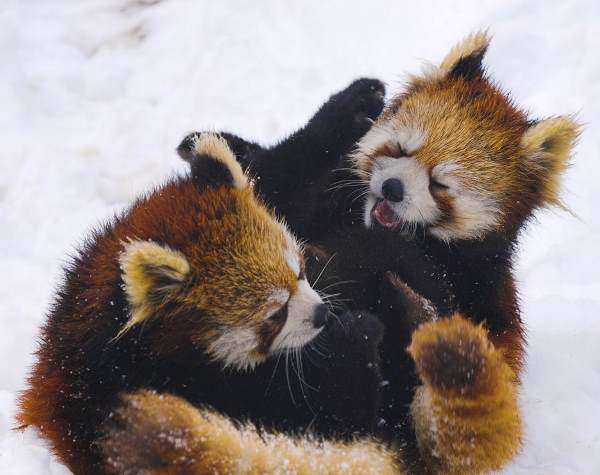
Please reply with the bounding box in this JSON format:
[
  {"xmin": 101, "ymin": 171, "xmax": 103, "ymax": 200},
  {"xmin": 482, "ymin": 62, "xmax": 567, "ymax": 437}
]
[{"xmin": 1, "ymin": 0, "xmax": 599, "ymax": 473}]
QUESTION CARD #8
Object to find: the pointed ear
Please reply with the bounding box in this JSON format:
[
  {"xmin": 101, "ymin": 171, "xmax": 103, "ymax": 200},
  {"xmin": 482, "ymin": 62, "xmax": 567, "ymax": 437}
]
[
  {"xmin": 118, "ymin": 240, "xmax": 190, "ymax": 335},
  {"xmin": 177, "ymin": 133, "xmax": 248, "ymax": 190},
  {"xmin": 439, "ymin": 30, "xmax": 490, "ymax": 80},
  {"xmin": 521, "ymin": 116, "xmax": 580, "ymax": 206}
]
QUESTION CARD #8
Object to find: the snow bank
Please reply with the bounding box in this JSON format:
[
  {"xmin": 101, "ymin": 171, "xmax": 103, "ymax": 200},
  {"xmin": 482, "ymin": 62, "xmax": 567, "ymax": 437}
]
[{"xmin": 1, "ymin": 0, "xmax": 598, "ymax": 473}]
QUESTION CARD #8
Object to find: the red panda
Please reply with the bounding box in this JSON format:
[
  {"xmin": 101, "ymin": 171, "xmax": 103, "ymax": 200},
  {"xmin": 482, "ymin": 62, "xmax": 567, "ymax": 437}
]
[
  {"xmin": 16, "ymin": 133, "xmax": 342, "ymax": 473},
  {"xmin": 177, "ymin": 32, "xmax": 577, "ymax": 472},
  {"xmin": 351, "ymin": 30, "xmax": 580, "ymax": 374}
]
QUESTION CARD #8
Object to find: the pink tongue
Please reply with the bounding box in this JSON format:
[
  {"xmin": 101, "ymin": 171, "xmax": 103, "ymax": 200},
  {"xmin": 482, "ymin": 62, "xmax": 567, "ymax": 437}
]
[{"xmin": 373, "ymin": 200, "xmax": 399, "ymax": 228}]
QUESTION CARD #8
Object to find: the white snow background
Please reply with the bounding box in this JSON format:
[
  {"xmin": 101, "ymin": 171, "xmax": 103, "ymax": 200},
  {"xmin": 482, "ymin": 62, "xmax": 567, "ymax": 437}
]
[{"xmin": 1, "ymin": 1, "xmax": 599, "ymax": 473}]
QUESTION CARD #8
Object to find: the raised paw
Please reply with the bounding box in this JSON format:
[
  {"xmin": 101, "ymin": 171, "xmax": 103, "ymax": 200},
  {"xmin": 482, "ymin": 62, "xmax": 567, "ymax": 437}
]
[
  {"xmin": 308, "ymin": 78, "xmax": 386, "ymax": 154},
  {"xmin": 408, "ymin": 313, "xmax": 504, "ymax": 396},
  {"xmin": 409, "ymin": 314, "xmax": 522, "ymax": 474}
]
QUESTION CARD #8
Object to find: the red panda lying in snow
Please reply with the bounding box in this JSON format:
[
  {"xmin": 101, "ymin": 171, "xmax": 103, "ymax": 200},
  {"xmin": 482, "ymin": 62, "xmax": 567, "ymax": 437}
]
[{"xmin": 18, "ymin": 132, "xmax": 521, "ymax": 474}]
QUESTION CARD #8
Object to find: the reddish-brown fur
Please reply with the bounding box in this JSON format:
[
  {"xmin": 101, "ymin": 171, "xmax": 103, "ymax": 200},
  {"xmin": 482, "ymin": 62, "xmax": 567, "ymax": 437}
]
[
  {"xmin": 18, "ymin": 145, "xmax": 305, "ymax": 472},
  {"xmin": 352, "ymin": 32, "xmax": 579, "ymax": 378}
]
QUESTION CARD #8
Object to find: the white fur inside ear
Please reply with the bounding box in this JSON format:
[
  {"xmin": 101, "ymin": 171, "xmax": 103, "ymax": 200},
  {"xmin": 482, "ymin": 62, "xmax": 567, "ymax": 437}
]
[
  {"xmin": 520, "ymin": 116, "xmax": 580, "ymax": 207},
  {"xmin": 118, "ymin": 240, "xmax": 189, "ymax": 336},
  {"xmin": 521, "ymin": 116, "xmax": 580, "ymax": 159},
  {"xmin": 192, "ymin": 133, "xmax": 247, "ymax": 189}
]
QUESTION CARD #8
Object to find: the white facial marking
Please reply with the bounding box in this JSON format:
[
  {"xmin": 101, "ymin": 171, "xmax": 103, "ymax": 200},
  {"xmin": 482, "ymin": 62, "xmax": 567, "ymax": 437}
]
[
  {"xmin": 268, "ymin": 288, "xmax": 290, "ymax": 303},
  {"xmin": 355, "ymin": 123, "xmax": 426, "ymax": 159},
  {"xmin": 364, "ymin": 194, "xmax": 376, "ymax": 228},
  {"xmin": 395, "ymin": 127, "xmax": 427, "ymax": 155},
  {"xmin": 284, "ymin": 248, "xmax": 300, "ymax": 277},
  {"xmin": 368, "ymin": 156, "xmax": 440, "ymax": 225},
  {"xmin": 356, "ymin": 124, "xmax": 437, "ymax": 228},
  {"xmin": 430, "ymin": 192, "xmax": 501, "ymax": 241},
  {"xmin": 430, "ymin": 161, "xmax": 502, "ymax": 240},
  {"xmin": 208, "ymin": 328, "xmax": 262, "ymax": 371},
  {"xmin": 270, "ymin": 280, "xmax": 323, "ymax": 353},
  {"xmin": 431, "ymin": 161, "xmax": 461, "ymax": 192},
  {"xmin": 355, "ymin": 121, "xmax": 397, "ymax": 156}
]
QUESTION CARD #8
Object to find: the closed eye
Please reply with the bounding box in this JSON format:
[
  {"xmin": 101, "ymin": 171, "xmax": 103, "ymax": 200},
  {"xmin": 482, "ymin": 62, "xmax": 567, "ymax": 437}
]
[
  {"xmin": 430, "ymin": 178, "xmax": 449, "ymax": 190},
  {"xmin": 269, "ymin": 303, "xmax": 288, "ymax": 322},
  {"xmin": 376, "ymin": 142, "xmax": 409, "ymax": 159},
  {"xmin": 391, "ymin": 144, "xmax": 408, "ymax": 158}
]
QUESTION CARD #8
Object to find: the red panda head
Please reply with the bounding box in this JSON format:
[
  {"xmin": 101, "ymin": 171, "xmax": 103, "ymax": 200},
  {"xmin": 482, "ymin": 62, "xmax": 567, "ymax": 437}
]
[
  {"xmin": 352, "ymin": 31, "xmax": 580, "ymax": 241},
  {"xmin": 117, "ymin": 134, "xmax": 327, "ymax": 370}
]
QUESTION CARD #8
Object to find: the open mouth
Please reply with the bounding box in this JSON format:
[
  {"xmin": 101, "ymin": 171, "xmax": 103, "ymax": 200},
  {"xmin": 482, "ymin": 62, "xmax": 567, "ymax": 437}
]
[{"xmin": 372, "ymin": 199, "xmax": 402, "ymax": 229}]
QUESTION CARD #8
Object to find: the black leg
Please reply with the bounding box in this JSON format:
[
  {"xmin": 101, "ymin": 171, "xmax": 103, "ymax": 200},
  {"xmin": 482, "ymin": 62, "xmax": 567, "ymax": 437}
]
[{"xmin": 248, "ymin": 78, "xmax": 385, "ymax": 235}]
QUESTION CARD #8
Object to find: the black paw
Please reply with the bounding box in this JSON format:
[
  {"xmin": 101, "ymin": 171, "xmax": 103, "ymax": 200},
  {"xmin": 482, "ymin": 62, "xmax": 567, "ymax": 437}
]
[
  {"xmin": 308, "ymin": 78, "xmax": 386, "ymax": 155},
  {"xmin": 325, "ymin": 309, "xmax": 384, "ymax": 348},
  {"xmin": 378, "ymin": 272, "xmax": 438, "ymax": 336}
]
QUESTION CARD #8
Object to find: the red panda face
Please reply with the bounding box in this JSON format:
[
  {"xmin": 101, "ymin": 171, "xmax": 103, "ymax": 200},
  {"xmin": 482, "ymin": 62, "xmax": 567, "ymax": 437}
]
[
  {"xmin": 352, "ymin": 32, "xmax": 579, "ymax": 241},
  {"xmin": 193, "ymin": 195, "xmax": 327, "ymax": 370},
  {"xmin": 354, "ymin": 84, "xmax": 526, "ymax": 241},
  {"xmin": 118, "ymin": 134, "xmax": 328, "ymax": 371}
]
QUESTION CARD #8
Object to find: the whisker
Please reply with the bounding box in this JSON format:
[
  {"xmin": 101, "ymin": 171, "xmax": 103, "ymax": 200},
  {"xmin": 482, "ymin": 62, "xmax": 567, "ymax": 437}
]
[
  {"xmin": 264, "ymin": 350, "xmax": 284, "ymax": 396},
  {"xmin": 318, "ymin": 280, "xmax": 357, "ymax": 292},
  {"xmin": 285, "ymin": 349, "xmax": 296, "ymax": 405},
  {"xmin": 311, "ymin": 252, "xmax": 337, "ymax": 288}
]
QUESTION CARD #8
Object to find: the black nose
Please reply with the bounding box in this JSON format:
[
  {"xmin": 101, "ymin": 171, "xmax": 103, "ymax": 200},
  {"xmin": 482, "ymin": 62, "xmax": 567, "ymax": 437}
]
[
  {"xmin": 312, "ymin": 304, "xmax": 329, "ymax": 329},
  {"xmin": 382, "ymin": 178, "xmax": 404, "ymax": 202}
]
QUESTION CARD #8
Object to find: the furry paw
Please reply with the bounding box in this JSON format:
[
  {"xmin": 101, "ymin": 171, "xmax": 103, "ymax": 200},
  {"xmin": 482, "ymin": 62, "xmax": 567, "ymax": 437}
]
[
  {"xmin": 408, "ymin": 314, "xmax": 500, "ymax": 395},
  {"xmin": 409, "ymin": 314, "xmax": 522, "ymax": 474},
  {"xmin": 308, "ymin": 78, "xmax": 386, "ymax": 155}
]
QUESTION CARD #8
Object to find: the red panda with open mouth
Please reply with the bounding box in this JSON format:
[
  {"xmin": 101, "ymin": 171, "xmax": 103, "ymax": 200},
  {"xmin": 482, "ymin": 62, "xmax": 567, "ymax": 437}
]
[{"xmin": 349, "ymin": 31, "xmax": 580, "ymax": 376}]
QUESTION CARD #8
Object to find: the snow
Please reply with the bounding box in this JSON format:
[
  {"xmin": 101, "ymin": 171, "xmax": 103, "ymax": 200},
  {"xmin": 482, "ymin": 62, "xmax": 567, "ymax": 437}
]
[{"xmin": 1, "ymin": 0, "xmax": 599, "ymax": 473}]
